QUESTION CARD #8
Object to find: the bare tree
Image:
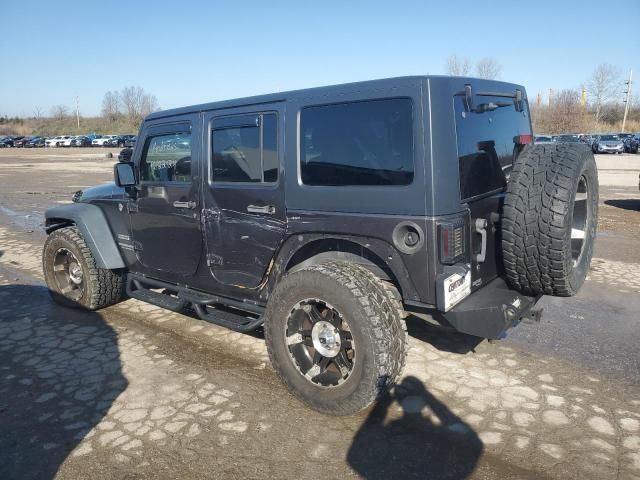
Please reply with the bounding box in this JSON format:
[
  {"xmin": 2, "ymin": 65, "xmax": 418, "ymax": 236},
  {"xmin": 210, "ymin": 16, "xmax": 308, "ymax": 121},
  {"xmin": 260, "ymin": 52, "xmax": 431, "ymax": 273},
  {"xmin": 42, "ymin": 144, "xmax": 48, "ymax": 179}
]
[
  {"xmin": 445, "ymin": 55, "xmax": 471, "ymax": 76},
  {"xmin": 50, "ymin": 105, "xmax": 69, "ymax": 121},
  {"xmin": 588, "ymin": 64, "xmax": 621, "ymax": 124},
  {"xmin": 101, "ymin": 91, "xmax": 121, "ymax": 122},
  {"xmin": 140, "ymin": 93, "xmax": 159, "ymax": 117},
  {"xmin": 547, "ymin": 89, "xmax": 586, "ymax": 134},
  {"xmin": 120, "ymin": 86, "xmax": 159, "ymax": 125},
  {"xmin": 120, "ymin": 86, "xmax": 143, "ymax": 122},
  {"xmin": 32, "ymin": 106, "xmax": 44, "ymax": 120},
  {"xmin": 475, "ymin": 57, "xmax": 502, "ymax": 79}
]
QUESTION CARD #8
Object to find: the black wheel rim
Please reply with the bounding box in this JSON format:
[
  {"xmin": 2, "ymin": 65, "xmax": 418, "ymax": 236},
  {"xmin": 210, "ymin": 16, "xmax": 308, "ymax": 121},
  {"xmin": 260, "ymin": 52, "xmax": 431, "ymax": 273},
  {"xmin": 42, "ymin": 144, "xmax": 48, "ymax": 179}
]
[
  {"xmin": 571, "ymin": 175, "xmax": 589, "ymax": 266},
  {"xmin": 52, "ymin": 248, "xmax": 84, "ymax": 301},
  {"xmin": 285, "ymin": 299, "xmax": 355, "ymax": 387}
]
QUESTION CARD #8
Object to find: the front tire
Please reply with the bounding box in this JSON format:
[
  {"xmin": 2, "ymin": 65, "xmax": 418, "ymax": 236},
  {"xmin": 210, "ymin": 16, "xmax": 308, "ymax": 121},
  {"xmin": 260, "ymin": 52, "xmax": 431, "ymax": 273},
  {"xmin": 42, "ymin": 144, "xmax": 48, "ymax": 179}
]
[
  {"xmin": 43, "ymin": 226, "xmax": 124, "ymax": 310},
  {"xmin": 264, "ymin": 261, "xmax": 407, "ymax": 415}
]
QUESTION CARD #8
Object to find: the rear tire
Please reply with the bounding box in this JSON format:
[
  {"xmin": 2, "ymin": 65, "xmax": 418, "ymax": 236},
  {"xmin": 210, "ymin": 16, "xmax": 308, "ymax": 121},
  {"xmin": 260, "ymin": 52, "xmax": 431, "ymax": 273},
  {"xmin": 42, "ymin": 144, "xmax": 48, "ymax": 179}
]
[
  {"xmin": 264, "ymin": 261, "xmax": 407, "ymax": 415},
  {"xmin": 43, "ymin": 226, "xmax": 125, "ymax": 310},
  {"xmin": 502, "ymin": 144, "xmax": 598, "ymax": 297}
]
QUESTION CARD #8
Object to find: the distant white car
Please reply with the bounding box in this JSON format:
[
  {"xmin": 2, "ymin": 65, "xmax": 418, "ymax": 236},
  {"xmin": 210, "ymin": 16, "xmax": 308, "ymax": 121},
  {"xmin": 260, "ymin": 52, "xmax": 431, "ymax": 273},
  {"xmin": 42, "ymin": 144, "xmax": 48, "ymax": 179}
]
[
  {"xmin": 62, "ymin": 136, "xmax": 80, "ymax": 147},
  {"xmin": 45, "ymin": 136, "xmax": 71, "ymax": 147},
  {"xmin": 92, "ymin": 135, "xmax": 118, "ymax": 147}
]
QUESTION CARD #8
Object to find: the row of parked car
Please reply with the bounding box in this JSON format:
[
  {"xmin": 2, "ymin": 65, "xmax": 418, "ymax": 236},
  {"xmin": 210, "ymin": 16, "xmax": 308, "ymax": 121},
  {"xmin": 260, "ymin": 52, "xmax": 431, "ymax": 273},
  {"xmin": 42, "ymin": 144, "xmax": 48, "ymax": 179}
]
[
  {"xmin": 534, "ymin": 133, "xmax": 640, "ymax": 154},
  {"xmin": 0, "ymin": 134, "xmax": 137, "ymax": 149}
]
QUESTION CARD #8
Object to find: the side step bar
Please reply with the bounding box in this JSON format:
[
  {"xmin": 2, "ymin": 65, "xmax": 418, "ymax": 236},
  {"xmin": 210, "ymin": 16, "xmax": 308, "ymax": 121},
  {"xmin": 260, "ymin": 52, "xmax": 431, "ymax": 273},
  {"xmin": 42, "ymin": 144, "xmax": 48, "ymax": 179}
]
[{"xmin": 126, "ymin": 274, "xmax": 264, "ymax": 333}]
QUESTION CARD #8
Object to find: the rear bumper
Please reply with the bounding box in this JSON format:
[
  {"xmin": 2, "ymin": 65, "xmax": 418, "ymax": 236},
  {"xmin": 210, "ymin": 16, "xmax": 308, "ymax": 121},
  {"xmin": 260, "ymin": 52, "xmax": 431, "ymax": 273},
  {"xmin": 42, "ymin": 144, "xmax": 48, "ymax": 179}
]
[{"xmin": 439, "ymin": 276, "xmax": 540, "ymax": 339}]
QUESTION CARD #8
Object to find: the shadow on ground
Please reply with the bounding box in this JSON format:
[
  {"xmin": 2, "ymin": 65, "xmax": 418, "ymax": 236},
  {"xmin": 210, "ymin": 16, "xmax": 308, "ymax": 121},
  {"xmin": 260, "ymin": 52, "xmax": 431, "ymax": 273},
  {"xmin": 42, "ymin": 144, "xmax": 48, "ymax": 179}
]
[
  {"xmin": 0, "ymin": 284, "xmax": 126, "ymax": 480},
  {"xmin": 604, "ymin": 199, "xmax": 640, "ymax": 211},
  {"xmin": 347, "ymin": 376, "xmax": 482, "ymax": 479},
  {"xmin": 406, "ymin": 315, "xmax": 483, "ymax": 354}
]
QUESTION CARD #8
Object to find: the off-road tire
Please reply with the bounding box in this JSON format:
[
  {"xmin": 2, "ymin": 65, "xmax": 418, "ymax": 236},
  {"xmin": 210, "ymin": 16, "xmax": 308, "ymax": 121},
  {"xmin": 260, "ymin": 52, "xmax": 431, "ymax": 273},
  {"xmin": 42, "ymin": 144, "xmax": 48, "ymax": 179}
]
[
  {"xmin": 264, "ymin": 261, "xmax": 408, "ymax": 415},
  {"xmin": 502, "ymin": 144, "xmax": 598, "ymax": 296},
  {"xmin": 43, "ymin": 226, "xmax": 125, "ymax": 310}
]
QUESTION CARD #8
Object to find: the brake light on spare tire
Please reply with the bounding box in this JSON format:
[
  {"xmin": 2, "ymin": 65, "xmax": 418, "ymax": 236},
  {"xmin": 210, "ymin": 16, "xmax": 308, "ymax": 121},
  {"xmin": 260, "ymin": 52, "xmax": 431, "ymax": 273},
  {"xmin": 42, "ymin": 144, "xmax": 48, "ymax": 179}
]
[{"xmin": 438, "ymin": 219, "xmax": 466, "ymax": 265}]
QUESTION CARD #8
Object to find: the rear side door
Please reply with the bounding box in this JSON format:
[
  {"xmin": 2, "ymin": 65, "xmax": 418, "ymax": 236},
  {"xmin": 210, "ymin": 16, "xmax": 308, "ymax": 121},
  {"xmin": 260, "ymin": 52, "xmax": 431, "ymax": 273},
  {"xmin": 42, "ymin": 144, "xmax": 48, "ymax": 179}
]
[
  {"xmin": 128, "ymin": 116, "xmax": 202, "ymax": 277},
  {"xmin": 454, "ymin": 87, "xmax": 532, "ymax": 290},
  {"xmin": 201, "ymin": 105, "xmax": 286, "ymax": 289}
]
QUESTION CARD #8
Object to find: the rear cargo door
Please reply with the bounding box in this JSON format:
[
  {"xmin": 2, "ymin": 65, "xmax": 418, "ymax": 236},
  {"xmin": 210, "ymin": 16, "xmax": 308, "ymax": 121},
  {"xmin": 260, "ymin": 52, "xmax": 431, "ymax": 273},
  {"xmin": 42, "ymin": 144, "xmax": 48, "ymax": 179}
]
[{"xmin": 454, "ymin": 86, "xmax": 532, "ymax": 291}]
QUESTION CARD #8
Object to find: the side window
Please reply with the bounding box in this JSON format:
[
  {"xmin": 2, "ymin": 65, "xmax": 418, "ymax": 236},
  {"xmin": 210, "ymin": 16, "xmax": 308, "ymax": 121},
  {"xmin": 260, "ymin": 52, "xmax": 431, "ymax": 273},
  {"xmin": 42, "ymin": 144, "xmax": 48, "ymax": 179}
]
[
  {"xmin": 300, "ymin": 98, "xmax": 414, "ymax": 186},
  {"xmin": 140, "ymin": 132, "xmax": 192, "ymax": 182},
  {"xmin": 212, "ymin": 113, "xmax": 278, "ymax": 183}
]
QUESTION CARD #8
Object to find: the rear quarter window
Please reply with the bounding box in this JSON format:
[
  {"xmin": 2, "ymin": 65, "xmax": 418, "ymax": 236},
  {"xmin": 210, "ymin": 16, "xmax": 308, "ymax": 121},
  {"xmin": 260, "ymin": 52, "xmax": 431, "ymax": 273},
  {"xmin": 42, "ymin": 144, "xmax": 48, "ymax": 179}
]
[
  {"xmin": 300, "ymin": 98, "xmax": 414, "ymax": 186},
  {"xmin": 455, "ymin": 92, "xmax": 531, "ymax": 200}
]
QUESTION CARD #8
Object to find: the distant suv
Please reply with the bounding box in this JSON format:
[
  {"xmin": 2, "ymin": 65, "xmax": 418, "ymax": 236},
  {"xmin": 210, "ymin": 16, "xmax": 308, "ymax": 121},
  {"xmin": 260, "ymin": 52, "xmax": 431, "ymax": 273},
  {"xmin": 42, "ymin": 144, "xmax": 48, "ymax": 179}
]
[
  {"xmin": 42, "ymin": 76, "xmax": 598, "ymax": 415},
  {"xmin": 45, "ymin": 136, "xmax": 71, "ymax": 147},
  {"xmin": 106, "ymin": 135, "xmax": 136, "ymax": 147},
  {"xmin": 92, "ymin": 135, "xmax": 118, "ymax": 147},
  {"xmin": 592, "ymin": 134, "xmax": 624, "ymax": 154}
]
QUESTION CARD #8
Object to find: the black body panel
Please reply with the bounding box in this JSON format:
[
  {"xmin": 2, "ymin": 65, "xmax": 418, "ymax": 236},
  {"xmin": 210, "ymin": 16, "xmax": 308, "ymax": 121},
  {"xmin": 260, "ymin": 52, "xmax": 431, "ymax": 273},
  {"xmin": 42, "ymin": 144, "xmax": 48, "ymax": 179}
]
[{"xmin": 44, "ymin": 75, "xmax": 541, "ymax": 339}]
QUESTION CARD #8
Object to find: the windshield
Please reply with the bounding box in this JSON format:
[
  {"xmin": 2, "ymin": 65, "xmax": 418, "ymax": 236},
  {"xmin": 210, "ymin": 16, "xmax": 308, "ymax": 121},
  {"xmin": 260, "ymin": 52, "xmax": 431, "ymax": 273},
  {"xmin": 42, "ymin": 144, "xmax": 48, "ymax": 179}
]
[
  {"xmin": 536, "ymin": 136, "xmax": 552, "ymax": 142},
  {"xmin": 600, "ymin": 135, "xmax": 618, "ymax": 141},
  {"xmin": 557, "ymin": 135, "xmax": 580, "ymax": 142}
]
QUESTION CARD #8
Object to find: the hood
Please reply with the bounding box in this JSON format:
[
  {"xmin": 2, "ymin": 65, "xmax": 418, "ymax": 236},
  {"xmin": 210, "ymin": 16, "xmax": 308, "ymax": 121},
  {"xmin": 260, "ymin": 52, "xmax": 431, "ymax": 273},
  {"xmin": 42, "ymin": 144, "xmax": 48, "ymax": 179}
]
[{"xmin": 75, "ymin": 182, "xmax": 125, "ymax": 203}]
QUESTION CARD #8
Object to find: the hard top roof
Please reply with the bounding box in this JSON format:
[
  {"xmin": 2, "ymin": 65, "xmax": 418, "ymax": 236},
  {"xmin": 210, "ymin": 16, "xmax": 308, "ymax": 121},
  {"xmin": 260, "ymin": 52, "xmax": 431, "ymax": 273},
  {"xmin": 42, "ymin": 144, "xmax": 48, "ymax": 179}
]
[{"xmin": 146, "ymin": 75, "xmax": 525, "ymax": 121}]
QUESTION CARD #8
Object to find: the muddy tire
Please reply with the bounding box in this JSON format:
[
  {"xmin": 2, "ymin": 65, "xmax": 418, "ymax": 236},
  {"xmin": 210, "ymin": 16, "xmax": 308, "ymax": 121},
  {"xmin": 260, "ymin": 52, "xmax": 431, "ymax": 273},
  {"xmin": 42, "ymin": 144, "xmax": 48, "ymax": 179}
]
[
  {"xmin": 264, "ymin": 261, "xmax": 408, "ymax": 415},
  {"xmin": 502, "ymin": 144, "xmax": 598, "ymax": 296},
  {"xmin": 43, "ymin": 226, "xmax": 125, "ymax": 310}
]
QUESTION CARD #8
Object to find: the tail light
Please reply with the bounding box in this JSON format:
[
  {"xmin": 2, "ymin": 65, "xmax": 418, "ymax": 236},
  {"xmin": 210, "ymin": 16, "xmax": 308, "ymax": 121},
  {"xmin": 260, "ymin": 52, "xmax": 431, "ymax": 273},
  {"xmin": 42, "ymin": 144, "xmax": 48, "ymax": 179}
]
[
  {"xmin": 438, "ymin": 219, "xmax": 467, "ymax": 265},
  {"xmin": 517, "ymin": 134, "xmax": 533, "ymax": 145}
]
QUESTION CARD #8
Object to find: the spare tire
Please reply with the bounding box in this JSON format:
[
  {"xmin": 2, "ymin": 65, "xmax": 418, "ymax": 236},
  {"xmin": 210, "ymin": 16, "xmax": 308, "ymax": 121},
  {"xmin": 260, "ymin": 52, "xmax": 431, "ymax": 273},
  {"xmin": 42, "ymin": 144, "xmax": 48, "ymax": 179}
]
[{"xmin": 502, "ymin": 144, "xmax": 598, "ymax": 297}]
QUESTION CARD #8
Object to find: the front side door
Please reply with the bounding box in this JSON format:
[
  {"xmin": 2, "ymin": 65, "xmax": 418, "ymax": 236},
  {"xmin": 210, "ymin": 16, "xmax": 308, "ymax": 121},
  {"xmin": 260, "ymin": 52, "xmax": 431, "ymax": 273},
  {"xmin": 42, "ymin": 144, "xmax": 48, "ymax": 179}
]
[
  {"xmin": 129, "ymin": 116, "xmax": 202, "ymax": 277},
  {"xmin": 202, "ymin": 105, "xmax": 286, "ymax": 289}
]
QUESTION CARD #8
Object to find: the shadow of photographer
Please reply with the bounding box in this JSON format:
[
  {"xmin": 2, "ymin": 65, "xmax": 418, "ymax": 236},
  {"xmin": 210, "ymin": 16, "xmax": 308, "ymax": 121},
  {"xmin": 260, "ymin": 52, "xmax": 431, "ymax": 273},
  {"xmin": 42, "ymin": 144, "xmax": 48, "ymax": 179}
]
[
  {"xmin": 0, "ymin": 284, "xmax": 126, "ymax": 479},
  {"xmin": 347, "ymin": 376, "xmax": 483, "ymax": 480}
]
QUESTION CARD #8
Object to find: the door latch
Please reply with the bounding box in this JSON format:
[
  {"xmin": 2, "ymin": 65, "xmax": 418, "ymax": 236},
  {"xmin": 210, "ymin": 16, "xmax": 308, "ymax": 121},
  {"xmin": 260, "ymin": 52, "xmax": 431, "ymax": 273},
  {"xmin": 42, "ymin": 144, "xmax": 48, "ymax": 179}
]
[{"xmin": 474, "ymin": 218, "xmax": 487, "ymax": 263}]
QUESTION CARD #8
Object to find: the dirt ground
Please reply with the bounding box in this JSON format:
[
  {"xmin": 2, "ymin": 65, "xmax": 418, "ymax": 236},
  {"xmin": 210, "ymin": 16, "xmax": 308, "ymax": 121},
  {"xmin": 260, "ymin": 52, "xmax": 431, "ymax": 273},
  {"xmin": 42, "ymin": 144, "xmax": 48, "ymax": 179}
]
[{"xmin": 1, "ymin": 149, "xmax": 640, "ymax": 479}]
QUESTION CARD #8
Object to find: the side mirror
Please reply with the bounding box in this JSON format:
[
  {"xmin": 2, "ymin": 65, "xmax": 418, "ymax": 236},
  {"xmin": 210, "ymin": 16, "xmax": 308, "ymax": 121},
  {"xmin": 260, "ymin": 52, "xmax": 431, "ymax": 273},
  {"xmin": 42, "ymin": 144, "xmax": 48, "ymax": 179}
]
[{"xmin": 114, "ymin": 162, "xmax": 136, "ymax": 187}]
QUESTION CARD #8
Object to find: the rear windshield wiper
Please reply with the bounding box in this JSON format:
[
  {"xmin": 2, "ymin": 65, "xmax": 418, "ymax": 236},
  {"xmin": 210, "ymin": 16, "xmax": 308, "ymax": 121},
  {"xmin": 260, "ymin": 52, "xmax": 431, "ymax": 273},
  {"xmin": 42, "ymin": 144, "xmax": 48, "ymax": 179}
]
[
  {"xmin": 457, "ymin": 85, "xmax": 525, "ymax": 113},
  {"xmin": 473, "ymin": 101, "xmax": 512, "ymax": 113}
]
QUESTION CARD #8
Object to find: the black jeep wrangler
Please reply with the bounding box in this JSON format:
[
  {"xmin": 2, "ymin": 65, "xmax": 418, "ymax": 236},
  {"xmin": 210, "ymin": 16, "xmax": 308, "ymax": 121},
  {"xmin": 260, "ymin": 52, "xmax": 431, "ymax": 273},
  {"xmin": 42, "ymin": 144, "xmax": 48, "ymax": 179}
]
[{"xmin": 42, "ymin": 76, "xmax": 598, "ymax": 415}]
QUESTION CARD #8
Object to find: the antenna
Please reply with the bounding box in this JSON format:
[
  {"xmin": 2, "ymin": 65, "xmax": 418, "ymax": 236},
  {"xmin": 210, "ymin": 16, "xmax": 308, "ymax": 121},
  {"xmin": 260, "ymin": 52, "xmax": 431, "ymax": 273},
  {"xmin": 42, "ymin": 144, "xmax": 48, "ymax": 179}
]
[
  {"xmin": 621, "ymin": 70, "xmax": 633, "ymax": 133},
  {"xmin": 75, "ymin": 96, "xmax": 80, "ymax": 130}
]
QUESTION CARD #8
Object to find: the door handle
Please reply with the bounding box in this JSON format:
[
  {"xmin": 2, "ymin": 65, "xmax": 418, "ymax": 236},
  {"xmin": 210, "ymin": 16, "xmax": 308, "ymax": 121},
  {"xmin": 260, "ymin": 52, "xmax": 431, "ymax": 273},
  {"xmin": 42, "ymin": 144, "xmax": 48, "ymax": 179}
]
[
  {"xmin": 173, "ymin": 201, "xmax": 197, "ymax": 209},
  {"xmin": 474, "ymin": 218, "xmax": 487, "ymax": 263},
  {"xmin": 247, "ymin": 204, "xmax": 276, "ymax": 215}
]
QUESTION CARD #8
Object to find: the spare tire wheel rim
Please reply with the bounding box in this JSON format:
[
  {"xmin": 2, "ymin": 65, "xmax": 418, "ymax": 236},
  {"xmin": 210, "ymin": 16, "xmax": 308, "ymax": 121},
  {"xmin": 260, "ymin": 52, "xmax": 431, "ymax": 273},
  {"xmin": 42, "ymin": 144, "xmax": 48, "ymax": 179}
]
[
  {"xmin": 52, "ymin": 248, "xmax": 84, "ymax": 301},
  {"xmin": 285, "ymin": 299, "xmax": 355, "ymax": 388},
  {"xmin": 571, "ymin": 175, "xmax": 590, "ymax": 266}
]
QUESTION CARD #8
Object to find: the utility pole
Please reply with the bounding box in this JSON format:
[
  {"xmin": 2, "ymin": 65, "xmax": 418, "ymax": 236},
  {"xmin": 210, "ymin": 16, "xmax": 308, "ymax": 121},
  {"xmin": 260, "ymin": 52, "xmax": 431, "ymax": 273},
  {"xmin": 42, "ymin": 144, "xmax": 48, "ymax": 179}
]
[
  {"xmin": 581, "ymin": 86, "xmax": 587, "ymax": 113},
  {"xmin": 75, "ymin": 96, "xmax": 80, "ymax": 130},
  {"xmin": 549, "ymin": 88, "xmax": 553, "ymax": 107},
  {"xmin": 621, "ymin": 70, "xmax": 632, "ymax": 133}
]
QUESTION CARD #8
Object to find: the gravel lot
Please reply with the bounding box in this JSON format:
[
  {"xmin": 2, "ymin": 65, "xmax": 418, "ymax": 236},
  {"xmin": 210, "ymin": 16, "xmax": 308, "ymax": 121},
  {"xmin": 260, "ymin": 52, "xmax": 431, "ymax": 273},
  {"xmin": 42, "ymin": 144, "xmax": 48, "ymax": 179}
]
[{"xmin": 1, "ymin": 149, "xmax": 639, "ymax": 479}]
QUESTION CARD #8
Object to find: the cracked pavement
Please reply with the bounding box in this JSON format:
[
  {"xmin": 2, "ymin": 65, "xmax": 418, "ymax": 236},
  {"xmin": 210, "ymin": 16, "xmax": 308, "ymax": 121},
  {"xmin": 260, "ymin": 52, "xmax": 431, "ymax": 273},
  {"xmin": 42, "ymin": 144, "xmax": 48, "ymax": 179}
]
[{"xmin": 1, "ymin": 151, "xmax": 639, "ymax": 479}]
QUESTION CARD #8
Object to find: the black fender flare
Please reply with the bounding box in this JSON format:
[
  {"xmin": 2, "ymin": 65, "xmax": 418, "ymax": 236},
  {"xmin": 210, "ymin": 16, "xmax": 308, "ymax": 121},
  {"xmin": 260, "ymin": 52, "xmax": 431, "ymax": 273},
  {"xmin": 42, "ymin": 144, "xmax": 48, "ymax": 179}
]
[
  {"xmin": 263, "ymin": 233, "xmax": 420, "ymax": 302},
  {"xmin": 45, "ymin": 203, "xmax": 125, "ymax": 269}
]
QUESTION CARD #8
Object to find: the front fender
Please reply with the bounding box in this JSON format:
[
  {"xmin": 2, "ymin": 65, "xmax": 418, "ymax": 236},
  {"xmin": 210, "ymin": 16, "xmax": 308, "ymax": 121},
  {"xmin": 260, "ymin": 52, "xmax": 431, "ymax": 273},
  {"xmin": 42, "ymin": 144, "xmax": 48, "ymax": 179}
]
[{"xmin": 45, "ymin": 203, "xmax": 125, "ymax": 269}]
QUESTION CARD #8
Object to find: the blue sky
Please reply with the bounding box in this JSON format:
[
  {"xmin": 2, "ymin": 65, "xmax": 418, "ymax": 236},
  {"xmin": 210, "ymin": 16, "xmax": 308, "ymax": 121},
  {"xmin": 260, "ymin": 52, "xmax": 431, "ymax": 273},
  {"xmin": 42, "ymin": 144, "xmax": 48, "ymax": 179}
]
[{"xmin": 1, "ymin": 0, "xmax": 638, "ymax": 117}]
